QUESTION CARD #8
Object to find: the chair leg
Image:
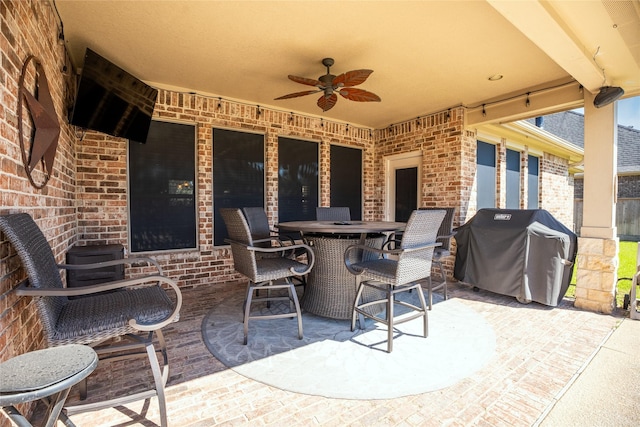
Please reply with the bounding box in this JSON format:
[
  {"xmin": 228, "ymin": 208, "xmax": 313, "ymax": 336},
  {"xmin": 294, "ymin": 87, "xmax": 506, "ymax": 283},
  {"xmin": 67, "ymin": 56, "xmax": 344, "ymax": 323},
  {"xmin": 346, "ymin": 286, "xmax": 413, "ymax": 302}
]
[
  {"xmin": 145, "ymin": 337, "xmax": 168, "ymax": 427},
  {"xmin": 437, "ymin": 260, "xmax": 448, "ymax": 300},
  {"xmin": 286, "ymin": 278, "xmax": 304, "ymax": 340},
  {"xmin": 387, "ymin": 286, "xmax": 394, "ymax": 353},
  {"xmin": 351, "ymin": 279, "xmax": 366, "ymax": 331},
  {"xmin": 243, "ymin": 284, "xmax": 255, "ymax": 345},
  {"xmin": 426, "ymin": 276, "xmax": 433, "ymax": 310},
  {"xmin": 414, "ymin": 283, "xmax": 429, "ymax": 339}
]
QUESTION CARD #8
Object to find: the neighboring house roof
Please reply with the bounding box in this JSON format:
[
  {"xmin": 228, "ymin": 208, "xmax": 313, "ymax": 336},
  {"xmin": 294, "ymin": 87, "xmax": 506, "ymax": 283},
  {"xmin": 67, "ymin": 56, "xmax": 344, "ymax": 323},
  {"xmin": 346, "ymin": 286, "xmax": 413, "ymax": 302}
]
[{"xmin": 527, "ymin": 111, "xmax": 640, "ymax": 174}]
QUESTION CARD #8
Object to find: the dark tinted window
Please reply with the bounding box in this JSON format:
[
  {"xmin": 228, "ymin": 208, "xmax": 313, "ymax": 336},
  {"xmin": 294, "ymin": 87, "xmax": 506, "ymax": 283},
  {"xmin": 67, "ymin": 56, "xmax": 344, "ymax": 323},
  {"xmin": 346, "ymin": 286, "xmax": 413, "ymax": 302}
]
[
  {"xmin": 395, "ymin": 167, "xmax": 418, "ymax": 222},
  {"xmin": 129, "ymin": 121, "xmax": 196, "ymax": 252},
  {"xmin": 213, "ymin": 128, "xmax": 265, "ymax": 246},
  {"xmin": 477, "ymin": 141, "xmax": 496, "ymax": 209},
  {"xmin": 528, "ymin": 155, "xmax": 539, "ymax": 209},
  {"xmin": 330, "ymin": 145, "xmax": 362, "ymax": 220},
  {"xmin": 506, "ymin": 149, "xmax": 520, "ymax": 209},
  {"xmin": 278, "ymin": 138, "xmax": 318, "ymax": 222}
]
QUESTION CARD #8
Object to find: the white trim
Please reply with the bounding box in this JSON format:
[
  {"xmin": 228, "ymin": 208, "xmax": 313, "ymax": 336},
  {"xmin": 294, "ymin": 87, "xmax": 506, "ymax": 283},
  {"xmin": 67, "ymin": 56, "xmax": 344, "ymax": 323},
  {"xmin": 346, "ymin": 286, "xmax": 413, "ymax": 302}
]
[{"xmin": 384, "ymin": 151, "xmax": 422, "ymax": 221}]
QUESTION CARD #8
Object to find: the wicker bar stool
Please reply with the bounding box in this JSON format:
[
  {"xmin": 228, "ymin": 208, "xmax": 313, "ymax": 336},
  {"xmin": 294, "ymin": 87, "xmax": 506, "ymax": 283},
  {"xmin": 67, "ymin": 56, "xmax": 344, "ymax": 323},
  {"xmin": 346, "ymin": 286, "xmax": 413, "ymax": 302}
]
[{"xmin": 344, "ymin": 209, "xmax": 445, "ymax": 352}]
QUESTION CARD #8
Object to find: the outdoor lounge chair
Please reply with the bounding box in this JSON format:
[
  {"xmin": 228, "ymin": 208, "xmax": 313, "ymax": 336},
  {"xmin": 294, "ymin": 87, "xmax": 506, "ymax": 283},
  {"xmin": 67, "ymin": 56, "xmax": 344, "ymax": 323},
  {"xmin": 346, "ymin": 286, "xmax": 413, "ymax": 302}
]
[
  {"xmin": 220, "ymin": 208, "xmax": 315, "ymax": 344},
  {"xmin": 0, "ymin": 213, "xmax": 182, "ymax": 427},
  {"xmin": 344, "ymin": 209, "xmax": 445, "ymax": 352},
  {"xmin": 316, "ymin": 206, "xmax": 351, "ymax": 221}
]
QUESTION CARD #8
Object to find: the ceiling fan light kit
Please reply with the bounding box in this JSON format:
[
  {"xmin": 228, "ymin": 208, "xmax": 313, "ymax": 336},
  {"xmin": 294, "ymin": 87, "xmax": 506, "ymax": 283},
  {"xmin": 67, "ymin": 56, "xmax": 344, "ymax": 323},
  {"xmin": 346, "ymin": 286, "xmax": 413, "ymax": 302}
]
[
  {"xmin": 593, "ymin": 85, "xmax": 624, "ymax": 108},
  {"xmin": 275, "ymin": 58, "xmax": 381, "ymax": 112}
]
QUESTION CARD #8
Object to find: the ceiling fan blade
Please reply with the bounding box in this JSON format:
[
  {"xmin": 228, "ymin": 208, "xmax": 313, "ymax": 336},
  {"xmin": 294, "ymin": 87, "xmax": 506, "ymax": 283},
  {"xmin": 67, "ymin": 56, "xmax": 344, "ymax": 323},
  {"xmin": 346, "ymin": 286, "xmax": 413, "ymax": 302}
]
[
  {"xmin": 317, "ymin": 93, "xmax": 338, "ymax": 111},
  {"xmin": 288, "ymin": 75, "xmax": 323, "ymax": 87},
  {"xmin": 274, "ymin": 90, "xmax": 321, "ymax": 100},
  {"xmin": 338, "ymin": 87, "xmax": 381, "ymax": 102},
  {"xmin": 333, "ymin": 69, "xmax": 373, "ymax": 87}
]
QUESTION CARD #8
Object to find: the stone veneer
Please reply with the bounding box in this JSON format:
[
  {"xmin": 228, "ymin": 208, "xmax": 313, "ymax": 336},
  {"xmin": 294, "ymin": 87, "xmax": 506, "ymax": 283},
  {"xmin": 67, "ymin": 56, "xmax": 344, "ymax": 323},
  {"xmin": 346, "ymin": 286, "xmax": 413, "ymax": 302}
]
[{"xmin": 575, "ymin": 237, "xmax": 618, "ymax": 314}]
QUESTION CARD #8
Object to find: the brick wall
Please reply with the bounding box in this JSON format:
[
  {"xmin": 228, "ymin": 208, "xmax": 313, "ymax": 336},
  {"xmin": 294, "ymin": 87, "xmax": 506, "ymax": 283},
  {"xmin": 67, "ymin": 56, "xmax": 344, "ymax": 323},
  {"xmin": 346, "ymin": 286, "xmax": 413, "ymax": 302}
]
[
  {"xmin": 374, "ymin": 108, "xmax": 467, "ymax": 224},
  {"xmin": 539, "ymin": 152, "xmax": 574, "ymax": 228},
  {"xmin": 75, "ymin": 93, "xmax": 376, "ymax": 288},
  {"xmin": 0, "ymin": 1, "xmax": 78, "ymax": 421}
]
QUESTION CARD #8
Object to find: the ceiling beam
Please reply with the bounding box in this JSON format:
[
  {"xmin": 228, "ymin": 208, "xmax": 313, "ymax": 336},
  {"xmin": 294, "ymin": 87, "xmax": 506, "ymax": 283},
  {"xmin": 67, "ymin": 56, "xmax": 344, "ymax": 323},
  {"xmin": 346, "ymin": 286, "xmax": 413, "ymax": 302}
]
[{"xmin": 487, "ymin": 0, "xmax": 605, "ymax": 93}]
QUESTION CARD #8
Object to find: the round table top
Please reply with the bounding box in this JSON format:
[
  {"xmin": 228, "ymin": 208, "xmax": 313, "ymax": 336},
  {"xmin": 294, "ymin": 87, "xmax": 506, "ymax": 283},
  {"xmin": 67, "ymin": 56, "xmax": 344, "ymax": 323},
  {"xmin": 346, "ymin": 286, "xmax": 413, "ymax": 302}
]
[
  {"xmin": 278, "ymin": 220, "xmax": 405, "ymax": 235},
  {"xmin": 0, "ymin": 344, "xmax": 98, "ymax": 405}
]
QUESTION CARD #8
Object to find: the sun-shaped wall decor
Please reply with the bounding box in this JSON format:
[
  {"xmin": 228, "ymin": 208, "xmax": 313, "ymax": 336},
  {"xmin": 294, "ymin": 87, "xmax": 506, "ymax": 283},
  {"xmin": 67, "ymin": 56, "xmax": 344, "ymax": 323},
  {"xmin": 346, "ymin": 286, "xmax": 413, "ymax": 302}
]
[{"xmin": 17, "ymin": 55, "xmax": 61, "ymax": 189}]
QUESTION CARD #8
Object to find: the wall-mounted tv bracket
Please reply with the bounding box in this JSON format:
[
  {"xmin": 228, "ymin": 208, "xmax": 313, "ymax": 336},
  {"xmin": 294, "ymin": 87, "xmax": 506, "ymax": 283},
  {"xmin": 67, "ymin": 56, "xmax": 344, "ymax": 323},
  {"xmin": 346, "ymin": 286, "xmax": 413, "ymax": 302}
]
[{"xmin": 17, "ymin": 55, "xmax": 61, "ymax": 189}]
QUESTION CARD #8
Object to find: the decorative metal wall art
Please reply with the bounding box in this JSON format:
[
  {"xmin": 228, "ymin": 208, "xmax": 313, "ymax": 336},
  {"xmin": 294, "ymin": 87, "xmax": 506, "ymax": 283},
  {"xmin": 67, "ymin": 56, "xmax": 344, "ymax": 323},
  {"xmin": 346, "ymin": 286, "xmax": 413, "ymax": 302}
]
[{"xmin": 17, "ymin": 55, "xmax": 61, "ymax": 189}]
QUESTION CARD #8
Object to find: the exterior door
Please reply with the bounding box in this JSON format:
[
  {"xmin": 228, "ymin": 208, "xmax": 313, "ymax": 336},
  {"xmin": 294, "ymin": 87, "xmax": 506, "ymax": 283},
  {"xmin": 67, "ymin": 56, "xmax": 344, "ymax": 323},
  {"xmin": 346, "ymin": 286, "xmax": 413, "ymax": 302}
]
[{"xmin": 385, "ymin": 152, "xmax": 421, "ymax": 221}]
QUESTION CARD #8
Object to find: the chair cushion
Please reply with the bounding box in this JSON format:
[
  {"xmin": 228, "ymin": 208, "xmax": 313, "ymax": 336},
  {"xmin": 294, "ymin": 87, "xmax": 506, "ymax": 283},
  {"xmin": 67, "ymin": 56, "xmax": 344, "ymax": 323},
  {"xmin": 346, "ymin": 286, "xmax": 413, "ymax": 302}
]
[
  {"xmin": 51, "ymin": 286, "xmax": 175, "ymax": 345},
  {"xmin": 351, "ymin": 258, "xmax": 398, "ymax": 282},
  {"xmin": 255, "ymin": 257, "xmax": 310, "ymax": 282}
]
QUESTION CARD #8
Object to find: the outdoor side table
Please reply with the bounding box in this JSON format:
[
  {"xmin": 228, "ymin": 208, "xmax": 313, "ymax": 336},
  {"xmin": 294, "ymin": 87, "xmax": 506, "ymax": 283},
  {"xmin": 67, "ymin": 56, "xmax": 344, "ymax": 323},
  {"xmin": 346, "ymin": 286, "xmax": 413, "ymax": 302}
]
[{"xmin": 0, "ymin": 344, "xmax": 98, "ymax": 427}]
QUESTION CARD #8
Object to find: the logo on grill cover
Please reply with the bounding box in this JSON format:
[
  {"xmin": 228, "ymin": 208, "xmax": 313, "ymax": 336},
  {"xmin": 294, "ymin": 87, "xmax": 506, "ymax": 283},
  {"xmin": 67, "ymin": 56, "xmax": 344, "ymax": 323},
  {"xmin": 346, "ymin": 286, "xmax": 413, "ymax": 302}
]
[{"xmin": 494, "ymin": 214, "xmax": 512, "ymax": 221}]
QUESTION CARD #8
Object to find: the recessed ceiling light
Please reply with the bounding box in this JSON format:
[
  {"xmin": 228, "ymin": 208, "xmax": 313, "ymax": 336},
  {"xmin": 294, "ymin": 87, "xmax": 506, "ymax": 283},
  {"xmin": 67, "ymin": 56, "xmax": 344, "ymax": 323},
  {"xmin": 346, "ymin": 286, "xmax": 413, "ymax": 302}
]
[{"xmin": 488, "ymin": 74, "xmax": 503, "ymax": 81}]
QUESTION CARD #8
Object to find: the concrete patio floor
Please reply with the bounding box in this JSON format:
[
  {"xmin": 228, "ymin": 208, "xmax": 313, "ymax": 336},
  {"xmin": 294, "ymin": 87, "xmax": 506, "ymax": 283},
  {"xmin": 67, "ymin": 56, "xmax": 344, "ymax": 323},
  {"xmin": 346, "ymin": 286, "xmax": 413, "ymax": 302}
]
[{"xmin": 33, "ymin": 280, "xmax": 637, "ymax": 427}]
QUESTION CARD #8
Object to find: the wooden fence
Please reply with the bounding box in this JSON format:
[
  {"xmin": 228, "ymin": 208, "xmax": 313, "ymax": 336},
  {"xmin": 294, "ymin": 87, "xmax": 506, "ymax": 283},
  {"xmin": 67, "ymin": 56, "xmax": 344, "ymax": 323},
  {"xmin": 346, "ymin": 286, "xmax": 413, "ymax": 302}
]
[{"xmin": 574, "ymin": 198, "xmax": 640, "ymax": 241}]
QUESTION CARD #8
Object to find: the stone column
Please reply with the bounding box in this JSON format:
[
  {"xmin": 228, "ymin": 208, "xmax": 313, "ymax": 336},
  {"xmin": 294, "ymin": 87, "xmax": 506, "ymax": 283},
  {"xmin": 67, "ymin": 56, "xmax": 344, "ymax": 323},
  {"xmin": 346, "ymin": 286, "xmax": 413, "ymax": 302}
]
[{"xmin": 575, "ymin": 91, "xmax": 619, "ymax": 314}]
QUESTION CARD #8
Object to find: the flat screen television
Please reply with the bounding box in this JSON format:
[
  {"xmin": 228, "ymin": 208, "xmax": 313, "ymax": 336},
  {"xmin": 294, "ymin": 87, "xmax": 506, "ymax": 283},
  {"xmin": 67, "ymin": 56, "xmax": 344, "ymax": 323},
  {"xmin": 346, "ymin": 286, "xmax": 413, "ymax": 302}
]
[{"xmin": 69, "ymin": 48, "xmax": 158, "ymax": 143}]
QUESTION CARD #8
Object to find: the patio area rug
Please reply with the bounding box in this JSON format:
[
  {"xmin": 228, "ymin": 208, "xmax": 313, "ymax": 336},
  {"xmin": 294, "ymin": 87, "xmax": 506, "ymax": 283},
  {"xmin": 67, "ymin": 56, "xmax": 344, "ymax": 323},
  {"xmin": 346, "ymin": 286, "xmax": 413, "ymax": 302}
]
[{"xmin": 201, "ymin": 286, "xmax": 496, "ymax": 399}]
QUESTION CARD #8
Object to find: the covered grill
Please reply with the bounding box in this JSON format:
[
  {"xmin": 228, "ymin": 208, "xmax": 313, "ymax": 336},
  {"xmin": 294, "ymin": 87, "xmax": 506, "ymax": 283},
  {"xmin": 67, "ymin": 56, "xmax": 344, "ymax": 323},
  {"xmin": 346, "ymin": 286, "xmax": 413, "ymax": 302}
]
[{"xmin": 454, "ymin": 209, "xmax": 577, "ymax": 306}]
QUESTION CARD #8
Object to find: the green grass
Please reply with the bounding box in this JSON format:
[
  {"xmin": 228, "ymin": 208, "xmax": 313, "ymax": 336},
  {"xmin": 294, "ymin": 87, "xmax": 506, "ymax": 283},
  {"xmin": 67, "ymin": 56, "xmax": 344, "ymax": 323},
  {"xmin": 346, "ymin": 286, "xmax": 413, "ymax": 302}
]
[{"xmin": 566, "ymin": 240, "xmax": 638, "ymax": 307}]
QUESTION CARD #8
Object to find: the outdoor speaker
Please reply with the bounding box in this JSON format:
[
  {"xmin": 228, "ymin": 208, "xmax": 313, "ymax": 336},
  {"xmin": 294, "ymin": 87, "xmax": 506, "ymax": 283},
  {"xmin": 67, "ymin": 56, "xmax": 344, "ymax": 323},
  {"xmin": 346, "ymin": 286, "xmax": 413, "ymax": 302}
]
[{"xmin": 593, "ymin": 86, "xmax": 624, "ymax": 108}]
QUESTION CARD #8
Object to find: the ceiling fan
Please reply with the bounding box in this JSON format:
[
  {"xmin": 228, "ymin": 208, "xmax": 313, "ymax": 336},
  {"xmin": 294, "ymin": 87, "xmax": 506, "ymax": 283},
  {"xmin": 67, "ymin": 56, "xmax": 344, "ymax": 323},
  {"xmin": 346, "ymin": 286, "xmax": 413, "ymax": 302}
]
[{"xmin": 274, "ymin": 58, "xmax": 381, "ymax": 112}]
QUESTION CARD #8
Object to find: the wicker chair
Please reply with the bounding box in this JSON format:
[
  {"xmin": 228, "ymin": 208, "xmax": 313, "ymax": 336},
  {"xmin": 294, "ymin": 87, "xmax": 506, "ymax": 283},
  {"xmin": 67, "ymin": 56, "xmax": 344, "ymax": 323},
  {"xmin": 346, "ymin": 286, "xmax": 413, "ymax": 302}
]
[
  {"xmin": 419, "ymin": 207, "xmax": 456, "ymax": 308},
  {"xmin": 0, "ymin": 213, "xmax": 182, "ymax": 427},
  {"xmin": 220, "ymin": 208, "xmax": 315, "ymax": 344},
  {"xmin": 242, "ymin": 207, "xmax": 295, "ymax": 247},
  {"xmin": 344, "ymin": 209, "xmax": 445, "ymax": 352},
  {"xmin": 242, "ymin": 206, "xmax": 307, "ymax": 289},
  {"xmin": 316, "ymin": 206, "xmax": 351, "ymax": 221}
]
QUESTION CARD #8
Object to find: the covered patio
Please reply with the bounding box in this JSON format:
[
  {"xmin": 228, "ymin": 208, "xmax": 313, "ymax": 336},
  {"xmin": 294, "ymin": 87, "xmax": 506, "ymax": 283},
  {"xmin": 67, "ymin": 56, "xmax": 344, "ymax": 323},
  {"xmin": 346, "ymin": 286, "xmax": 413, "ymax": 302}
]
[{"xmin": 2, "ymin": 1, "xmax": 640, "ymax": 426}]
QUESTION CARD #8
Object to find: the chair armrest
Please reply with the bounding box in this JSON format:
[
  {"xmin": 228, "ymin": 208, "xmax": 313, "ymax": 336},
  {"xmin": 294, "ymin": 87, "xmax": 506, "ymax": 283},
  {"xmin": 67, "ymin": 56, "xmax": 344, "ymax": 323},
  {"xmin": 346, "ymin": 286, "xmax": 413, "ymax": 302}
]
[
  {"xmin": 225, "ymin": 238, "xmax": 315, "ymax": 274},
  {"xmin": 16, "ymin": 275, "xmax": 183, "ymax": 332},
  {"xmin": 58, "ymin": 256, "xmax": 164, "ymax": 274},
  {"xmin": 251, "ymin": 243, "xmax": 315, "ymax": 273},
  {"xmin": 436, "ymin": 232, "xmax": 455, "ymax": 240},
  {"xmin": 344, "ymin": 242, "xmax": 441, "ymax": 275},
  {"xmin": 382, "ymin": 238, "xmax": 402, "ymax": 251},
  {"xmin": 271, "ymin": 230, "xmax": 297, "ymax": 244}
]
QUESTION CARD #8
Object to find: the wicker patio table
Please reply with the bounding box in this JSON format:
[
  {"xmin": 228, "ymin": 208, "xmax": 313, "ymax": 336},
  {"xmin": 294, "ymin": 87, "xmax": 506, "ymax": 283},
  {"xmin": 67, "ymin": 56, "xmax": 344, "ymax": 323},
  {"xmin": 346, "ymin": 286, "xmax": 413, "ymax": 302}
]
[{"xmin": 278, "ymin": 221, "xmax": 405, "ymax": 319}]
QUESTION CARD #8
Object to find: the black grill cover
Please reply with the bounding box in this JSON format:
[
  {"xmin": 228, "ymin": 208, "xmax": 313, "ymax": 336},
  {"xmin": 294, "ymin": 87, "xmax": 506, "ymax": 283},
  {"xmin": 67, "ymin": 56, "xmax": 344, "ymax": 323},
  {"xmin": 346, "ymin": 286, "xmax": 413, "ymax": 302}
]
[{"xmin": 454, "ymin": 209, "xmax": 577, "ymax": 306}]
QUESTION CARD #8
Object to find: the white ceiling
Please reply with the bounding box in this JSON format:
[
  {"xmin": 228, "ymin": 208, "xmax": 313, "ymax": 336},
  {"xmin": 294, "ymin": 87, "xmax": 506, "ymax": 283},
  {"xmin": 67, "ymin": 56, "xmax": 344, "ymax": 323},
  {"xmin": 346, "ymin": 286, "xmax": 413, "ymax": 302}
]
[{"xmin": 55, "ymin": 0, "xmax": 640, "ymax": 129}]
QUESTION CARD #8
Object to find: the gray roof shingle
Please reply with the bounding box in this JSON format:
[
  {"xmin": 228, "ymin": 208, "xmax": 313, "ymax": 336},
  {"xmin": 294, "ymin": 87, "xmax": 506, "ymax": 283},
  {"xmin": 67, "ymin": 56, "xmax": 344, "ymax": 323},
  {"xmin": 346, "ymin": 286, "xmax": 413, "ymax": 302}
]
[{"xmin": 527, "ymin": 111, "xmax": 640, "ymax": 172}]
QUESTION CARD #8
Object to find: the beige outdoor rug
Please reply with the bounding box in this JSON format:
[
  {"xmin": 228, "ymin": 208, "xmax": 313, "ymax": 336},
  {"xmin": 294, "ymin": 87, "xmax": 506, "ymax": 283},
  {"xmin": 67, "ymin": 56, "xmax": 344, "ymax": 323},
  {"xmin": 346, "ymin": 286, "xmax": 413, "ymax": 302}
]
[{"xmin": 202, "ymin": 287, "xmax": 496, "ymax": 399}]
